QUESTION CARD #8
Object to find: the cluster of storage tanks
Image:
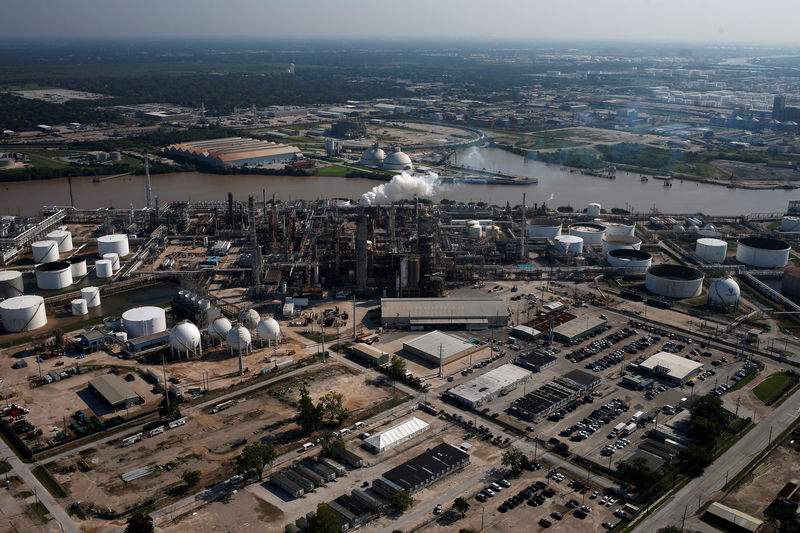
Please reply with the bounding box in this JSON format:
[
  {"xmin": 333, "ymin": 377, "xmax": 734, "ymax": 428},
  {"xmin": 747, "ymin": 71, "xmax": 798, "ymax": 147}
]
[{"xmin": 464, "ymin": 220, "xmax": 500, "ymax": 239}]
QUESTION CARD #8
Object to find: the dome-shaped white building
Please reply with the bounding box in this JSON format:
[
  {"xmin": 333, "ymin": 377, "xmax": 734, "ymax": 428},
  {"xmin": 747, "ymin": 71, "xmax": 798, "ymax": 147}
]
[
  {"xmin": 170, "ymin": 321, "xmax": 202, "ymax": 358},
  {"xmin": 360, "ymin": 144, "xmax": 386, "ymax": 167},
  {"xmin": 208, "ymin": 315, "xmax": 232, "ymax": 344},
  {"xmin": 256, "ymin": 317, "xmax": 281, "ymax": 346},
  {"xmin": 227, "ymin": 326, "xmax": 252, "ymax": 354},
  {"xmin": 239, "ymin": 309, "xmax": 260, "ymax": 330},
  {"xmin": 708, "ymin": 277, "xmax": 740, "ymax": 312},
  {"xmin": 382, "ymin": 147, "xmax": 413, "ymax": 171}
]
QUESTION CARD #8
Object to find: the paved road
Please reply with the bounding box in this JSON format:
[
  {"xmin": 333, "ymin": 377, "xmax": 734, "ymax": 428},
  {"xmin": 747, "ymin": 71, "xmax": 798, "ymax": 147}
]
[
  {"xmin": 634, "ymin": 386, "xmax": 800, "ymax": 532},
  {"xmin": 0, "ymin": 438, "xmax": 80, "ymax": 533}
]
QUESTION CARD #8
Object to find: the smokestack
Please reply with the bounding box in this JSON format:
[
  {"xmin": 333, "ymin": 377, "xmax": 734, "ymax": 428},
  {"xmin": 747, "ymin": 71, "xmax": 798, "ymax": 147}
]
[
  {"xmin": 227, "ymin": 192, "xmax": 234, "ymax": 227},
  {"xmin": 248, "ymin": 196, "xmax": 261, "ymax": 290},
  {"xmin": 521, "ymin": 192, "xmax": 526, "ymax": 260},
  {"xmin": 145, "ymin": 154, "xmax": 152, "ymax": 210}
]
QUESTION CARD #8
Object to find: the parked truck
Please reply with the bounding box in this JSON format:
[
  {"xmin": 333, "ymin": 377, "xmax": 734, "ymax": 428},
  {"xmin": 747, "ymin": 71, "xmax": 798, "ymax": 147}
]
[
  {"xmin": 211, "ymin": 400, "xmax": 235, "ymax": 414},
  {"xmin": 121, "ymin": 433, "xmax": 143, "ymax": 447}
]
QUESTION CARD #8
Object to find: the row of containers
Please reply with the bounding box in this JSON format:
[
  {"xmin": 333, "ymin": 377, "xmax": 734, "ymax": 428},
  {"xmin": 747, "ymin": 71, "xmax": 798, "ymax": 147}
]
[{"xmin": 0, "ymin": 286, "xmax": 101, "ymax": 333}]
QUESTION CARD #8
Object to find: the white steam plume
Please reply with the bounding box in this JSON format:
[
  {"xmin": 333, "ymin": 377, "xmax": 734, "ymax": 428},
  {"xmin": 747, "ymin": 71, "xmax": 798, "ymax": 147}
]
[{"xmin": 359, "ymin": 172, "xmax": 440, "ymax": 206}]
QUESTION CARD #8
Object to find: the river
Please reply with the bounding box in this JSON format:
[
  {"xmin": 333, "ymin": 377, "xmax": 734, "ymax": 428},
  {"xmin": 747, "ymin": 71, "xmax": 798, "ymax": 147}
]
[{"xmin": 0, "ymin": 147, "xmax": 796, "ymax": 216}]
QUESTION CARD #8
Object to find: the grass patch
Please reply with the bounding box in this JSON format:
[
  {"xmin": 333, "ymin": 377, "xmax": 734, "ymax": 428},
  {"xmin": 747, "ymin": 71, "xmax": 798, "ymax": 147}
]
[
  {"xmin": 32, "ymin": 465, "xmax": 67, "ymax": 498},
  {"xmin": 18, "ymin": 490, "xmax": 33, "ymax": 498},
  {"xmin": 728, "ymin": 371, "xmax": 758, "ymax": 392},
  {"xmin": 0, "ymin": 460, "xmax": 10, "ymax": 474},
  {"xmin": 753, "ymin": 373, "xmax": 797, "ymax": 404},
  {"xmin": 29, "ymin": 502, "xmax": 50, "ymax": 523},
  {"xmin": 314, "ymin": 165, "xmax": 349, "ymax": 177}
]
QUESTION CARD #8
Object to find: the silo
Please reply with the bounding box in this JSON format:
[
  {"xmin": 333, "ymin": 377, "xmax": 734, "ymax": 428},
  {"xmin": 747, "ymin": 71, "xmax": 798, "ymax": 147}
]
[
  {"xmin": 46, "ymin": 230, "xmax": 73, "ymax": 252},
  {"xmin": 568, "ymin": 222, "xmax": 606, "ymax": 246},
  {"xmin": 736, "ymin": 236, "xmax": 790, "ymax": 268},
  {"xmin": 69, "ymin": 256, "xmax": 88, "ymax": 278},
  {"xmin": 97, "ymin": 234, "xmax": 130, "ymax": 257},
  {"xmin": 103, "ymin": 253, "xmax": 120, "ymax": 271},
  {"xmin": 0, "ymin": 295, "xmax": 46, "ymax": 332},
  {"xmin": 0, "ymin": 270, "xmax": 24, "ymax": 299},
  {"xmin": 122, "ymin": 306, "xmax": 167, "ymax": 338},
  {"xmin": 601, "ymin": 234, "xmax": 641, "ymax": 258},
  {"xmin": 526, "ymin": 217, "xmax": 562, "ymax": 239},
  {"xmin": 696, "ymin": 238, "xmax": 727, "ymax": 263},
  {"xmin": 553, "ymin": 235, "xmax": 583, "ymax": 254},
  {"xmin": 32, "ymin": 240, "xmax": 59, "ymax": 263},
  {"xmin": 35, "ymin": 261, "xmax": 73, "ymax": 290},
  {"xmin": 95, "ymin": 260, "xmax": 113, "ymax": 278},
  {"xmin": 71, "ymin": 299, "xmax": 88, "ymax": 316},
  {"xmin": 587, "ymin": 203, "xmax": 601, "ymax": 217},
  {"xmin": 81, "ymin": 286, "xmax": 101, "ymax": 307}
]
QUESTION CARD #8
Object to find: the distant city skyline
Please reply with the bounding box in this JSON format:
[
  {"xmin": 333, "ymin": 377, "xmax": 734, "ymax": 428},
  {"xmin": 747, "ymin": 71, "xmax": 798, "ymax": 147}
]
[{"xmin": 4, "ymin": 0, "xmax": 800, "ymax": 45}]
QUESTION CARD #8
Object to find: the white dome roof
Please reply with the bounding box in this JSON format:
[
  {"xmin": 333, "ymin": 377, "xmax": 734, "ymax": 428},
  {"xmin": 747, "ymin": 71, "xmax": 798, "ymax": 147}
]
[
  {"xmin": 208, "ymin": 316, "xmax": 232, "ymax": 340},
  {"xmin": 382, "ymin": 148, "xmax": 413, "ymax": 170},
  {"xmin": 360, "ymin": 145, "xmax": 386, "ymax": 166},
  {"xmin": 227, "ymin": 326, "xmax": 252, "ymax": 349},
  {"xmin": 170, "ymin": 321, "xmax": 202, "ymax": 352},
  {"xmin": 257, "ymin": 317, "xmax": 281, "ymax": 341},
  {"xmin": 240, "ymin": 309, "xmax": 260, "ymax": 330},
  {"xmin": 709, "ymin": 277, "xmax": 740, "ymax": 307}
]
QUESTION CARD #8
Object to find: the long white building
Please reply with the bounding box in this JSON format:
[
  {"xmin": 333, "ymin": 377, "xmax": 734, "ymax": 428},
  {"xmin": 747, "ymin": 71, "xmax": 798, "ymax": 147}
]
[{"xmin": 165, "ymin": 137, "xmax": 302, "ymax": 168}]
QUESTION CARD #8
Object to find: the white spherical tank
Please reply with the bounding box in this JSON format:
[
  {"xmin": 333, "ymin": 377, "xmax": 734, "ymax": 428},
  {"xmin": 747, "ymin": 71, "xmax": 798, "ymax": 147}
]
[
  {"xmin": 601, "ymin": 234, "xmax": 641, "ymax": 258},
  {"xmin": 122, "ymin": 306, "xmax": 167, "ymax": 338},
  {"xmin": 526, "ymin": 217, "xmax": 562, "ymax": 239},
  {"xmin": 240, "ymin": 309, "xmax": 260, "ymax": 330},
  {"xmin": 601, "ymin": 219, "xmax": 636, "ymax": 237},
  {"xmin": 95, "ymin": 260, "xmax": 113, "ymax": 278},
  {"xmin": 32, "ymin": 240, "xmax": 59, "ymax": 264},
  {"xmin": 696, "ymin": 238, "xmax": 727, "ymax": 263},
  {"xmin": 607, "ymin": 249, "xmax": 653, "ymax": 275},
  {"xmin": 646, "ymin": 264, "xmax": 704, "ymax": 299},
  {"xmin": 554, "ymin": 235, "xmax": 583, "ymax": 254},
  {"xmin": 35, "ymin": 261, "xmax": 73, "ymax": 290},
  {"xmin": 227, "ymin": 326, "xmax": 252, "ymax": 351},
  {"xmin": 46, "ymin": 230, "xmax": 73, "ymax": 252},
  {"xmin": 586, "ymin": 203, "xmax": 601, "ymax": 217},
  {"xmin": 170, "ymin": 321, "xmax": 202, "ymax": 357},
  {"xmin": 208, "ymin": 316, "xmax": 232, "ymax": 342},
  {"xmin": 568, "ymin": 222, "xmax": 606, "ymax": 246},
  {"xmin": 257, "ymin": 317, "xmax": 281, "ymax": 343},
  {"xmin": 780, "ymin": 216, "xmax": 800, "ymax": 233},
  {"xmin": 0, "ymin": 270, "xmax": 24, "ymax": 299},
  {"xmin": 103, "ymin": 253, "xmax": 120, "ymax": 271},
  {"xmin": 0, "ymin": 295, "xmax": 46, "ymax": 332},
  {"xmin": 708, "ymin": 277, "xmax": 740, "ymax": 311},
  {"xmin": 97, "ymin": 234, "xmax": 130, "ymax": 257},
  {"xmin": 71, "ymin": 299, "xmax": 88, "ymax": 316},
  {"xmin": 69, "ymin": 256, "xmax": 88, "ymax": 278},
  {"xmin": 81, "ymin": 286, "xmax": 101, "ymax": 307},
  {"xmin": 736, "ymin": 236, "xmax": 790, "ymax": 268}
]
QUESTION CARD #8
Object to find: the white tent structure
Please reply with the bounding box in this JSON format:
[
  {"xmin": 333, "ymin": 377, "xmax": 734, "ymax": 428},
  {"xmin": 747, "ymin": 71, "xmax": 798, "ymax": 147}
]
[{"xmin": 364, "ymin": 417, "xmax": 430, "ymax": 454}]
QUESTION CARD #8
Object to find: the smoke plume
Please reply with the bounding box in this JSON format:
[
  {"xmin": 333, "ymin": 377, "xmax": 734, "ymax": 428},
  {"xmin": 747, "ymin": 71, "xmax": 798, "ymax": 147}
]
[{"xmin": 359, "ymin": 172, "xmax": 440, "ymax": 206}]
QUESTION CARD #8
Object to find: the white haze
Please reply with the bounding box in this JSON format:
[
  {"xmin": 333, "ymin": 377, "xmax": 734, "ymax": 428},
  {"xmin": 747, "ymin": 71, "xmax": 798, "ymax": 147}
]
[{"xmin": 359, "ymin": 172, "xmax": 440, "ymax": 206}]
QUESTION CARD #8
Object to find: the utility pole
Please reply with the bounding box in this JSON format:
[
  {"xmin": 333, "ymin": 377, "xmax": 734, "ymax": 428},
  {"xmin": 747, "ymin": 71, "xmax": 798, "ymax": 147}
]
[
  {"xmin": 439, "ymin": 344, "xmax": 443, "ymax": 378},
  {"xmin": 161, "ymin": 352, "xmax": 170, "ymax": 409},
  {"xmin": 321, "ymin": 321, "xmax": 326, "ymax": 363}
]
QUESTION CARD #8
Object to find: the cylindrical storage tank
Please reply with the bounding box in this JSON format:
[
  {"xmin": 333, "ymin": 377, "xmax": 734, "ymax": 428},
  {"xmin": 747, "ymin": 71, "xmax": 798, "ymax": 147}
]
[
  {"xmin": 568, "ymin": 222, "xmax": 606, "ymax": 246},
  {"xmin": 0, "ymin": 270, "xmax": 24, "ymax": 299},
  {"xmin": 673, "ymin": 225, "xmax": 685, "ymax": 232},
  {"xmin": 208, "ymin": 316, "xmax": 232, "ymax": 343},
  {"xmin": 109, "ymin": 151, "xmax": 121, "ymax": 161},
  {"xmin": 81, "ymin": 287, "xmax": 101, "ymax": 308},
  {"xmin": 708, "ymin": 277, "xmax": 740, "ymax": 311},
  {"xmin": 102, "ymin": 253, "xmax": 120, "ymax": 271},
  {"xmin": 35, "ymin": 261, "xmax": 73, "ymax": 290},
  {"xmin": 170, "ymin": 321, "xmax": 202, "ymax": 357},
  {"xmin": 0, "ymin": 295, "xmax": 46, "ymax": 332},
  {"xmin": 781, "ymin": 267, "xmax": 800, "ymax": 300},
  {"xmin": 46, "ymin": 230, "xmax": 73, "ymax": 252},
  {"xmin": 122, "ymin": 306, "xmax": 167, "ymax": 338},
  {"xmin": 71, "ymin": 299, "xmax": 88, "ymax": 316},
  {"xmin": 607, "ymin": 249, "xmax": 652, "ymax": 275},
  {"xmin": 198, "ymin": 298, "xmax": 211, "ymax": 310},
  {"xmin": 32, "ymin": 240, "xmax": 59, "ymax": 264},
  {"xmin": 68, "ymin": 256, "xmax": 88, "ymax": 278},
  {"xmin": 227, "ymin": 326, "xmax": 252, "ymax": 351},
  {"xmin": 646, "ymin": 264, "xmax": 704, "ymax": 299},
  {"xmin": 554, "ymin": 235, "xmax": 584, "ymax": 254},
  {"xmin": 587, "ymin": 203, "xmax": 601, "ymax": 217},
  {"xmin": 736, "ymin": 236, "xmax": 791, "ymax": 268},
  {"xmin": 468, "ymin": 223, "xmax": 483, "ymax": 238},
  {"xmin": 696, "ymin": 238, "xmax": 727, "ymax": 263},
  {"xmin": 602, "ymin": 234, "xmax": 641, "ymax": 258},
  {"xmin": 97, "ymin": 234, "xmax": 130, "ymax": 257},
  {"xmin": 780, "ymin": 216, "xmax": 800, "ymax": 233},
  {"xmin": 526, "ymin": 217, "xmax": 562, "ymax": 239},
  {"xmin": 240, "ymin": 309, "xmax": 260, "ymax": 330},
  {"xmin": 95, "ymin": 260, "xmax": 113, "ymax": 279},
  {"xmin": 601, "ymin": 219, "xmax": 636, "ymax": 237},
  {"xmin": 256, "ymin": 317, "xmax": 282, "ymax": 344}
]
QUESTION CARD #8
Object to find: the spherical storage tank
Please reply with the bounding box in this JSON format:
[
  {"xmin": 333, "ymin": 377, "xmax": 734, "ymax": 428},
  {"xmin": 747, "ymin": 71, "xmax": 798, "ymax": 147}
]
[
  {"xmin": 601, "ymin": 219, "xmax": 636, "ymax": 237},
  {"xmin": 32, "ymin": 240, "xmax": 59, "ymax": 264},
  {"xmin": 257, "ymin": 317, "xmax": 281, "ymax": 344},
  {"xmin": 569, "ymin": 222, "xmax": 606, "ymax": 246},
  {"xmin": 208, "ymin": 315, "xmax": 232, "ymax": 343},
  {"xmin": 69, "ymin": 256, "xmax": 88, "ymax": 278},
  {"xmin": 586, "ymin": 203, "xmax": 601, "ymax": 217},
  {"xmin": 170, "ymin": 321, "xmax": 202, "ymax": 357},
  {"xmin": 46, "ymin": 230, "xmax": 73, "ymax": 252},
  {"xmin": 0, "ymin": 295, "xmax": 46, "ymax": 332},
  {"xmin": 35, "ymin": 261, "xmax": 73, "ymax": 290},
  {"xmin": 0, "ymin": 270, "xmax": 24, "ymax": 299},
  {"xmin": 81, "ymin": 286, "xmax": 101, "ymax": 308},
  {"xmin": 646, "ymin": 264, "xmax": 704, "ymax": 299},
  {"xmin": 736, "ymin": 236, "xmax": 790, "ymax": 268},
  {"xmin": 240, "ymin": 309, "xmax": 260, "ymax": 330},
  {"xmin": 554, "ymin": 235, "xmax": 583, "ymax": 254},
  {"xmin": 227, "ymin": 326, "xmax": 252, "ymax": 353},
  {"xmin": 601, "ymin": 234, "xmax": 641, "ymax": 258},
  {"xmin": 696, "ymin": 238, "xmax": 727, "ymax": 263},
  {"xmin": 607, "ymin": 249, "xmax": 652, "ymax": 275},
  {"xmin": 122, "ymin": 306, "xmax": 167, "ymax": 338},
  {"xmin": 780, "ymin": 216, "xmax": 800, "ymax": 233},
  {"xmin": 527, "ymin": 217, "xmax": 562, "ymax": 239},
  {"xmin": 708, "ymin": 277, "xmax": 740, "ymax": 312},
  {"xmin": 71, "ymin": 299, "xmax": 88, "ymax": 316},
  {"xmin": 95, "ymin": 260, "xmax": 113, "ymax": 279},
  {"xmin": 97, "ymin": 234, "xmax": 130, "ymax": 257}
]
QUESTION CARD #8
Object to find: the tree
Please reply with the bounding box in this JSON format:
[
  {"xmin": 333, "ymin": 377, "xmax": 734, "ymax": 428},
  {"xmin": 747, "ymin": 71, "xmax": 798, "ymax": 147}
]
[
  {"xmin": 306, "ymin": 503, "xmax": 340, "ymax": 533},
  {"xmin": 501, "ymin": 448, "xmax": 526, "ymax": 473},
  {"xmin": 235, "ymin": 442, "xmax": 277, "ymax": 481},
  {"xmin": 690, "ymin": 396, "xmax": 727, "ymax": 428},
  {"xmin": 390, "ymin": 490, "xmax": 414, "ymax": 512},
  {"xmin": 618, "ymin": 457, "xmax": 661, "ymax": 493},
  {"xmin": 181, "ymin": 470, "xmax": 201, "ymax": 487},
  {"xmin": 689, "ymin": 416, "xmax": 720, "ymax": 448},
  {"xmin": 297, "ymin": 387, "xmax": 323, "ymax": 433},
  {"xmin": 159, "ymin": 401, "xmax": 181, "ymax": 422},
  {"xmin": 685, "ymin": 444, "xmax": 714, "ymax": 477},
  {"xmin": 389, "ymin": 355, "xmax": 407, "ymax": 381},
  {"xmin": 453, "ymin": 497, "xmax": 470, "ymax": 517},
  {"xmin": 125, "ymin": 512, "xmax": 154, "ymax": 533},
  {"xmin": 318, "ymin": 391, "xmax": 349, "ymax": 426},
  {"xmin": 318, "ymin": 429, "xmax": 345, "ymax": 457}
]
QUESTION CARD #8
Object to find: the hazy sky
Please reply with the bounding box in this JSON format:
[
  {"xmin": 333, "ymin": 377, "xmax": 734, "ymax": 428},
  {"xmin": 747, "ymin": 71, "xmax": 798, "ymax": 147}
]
[{"xmin": 4, "ymin": 0, "xmax": 800, "ymax": 44}]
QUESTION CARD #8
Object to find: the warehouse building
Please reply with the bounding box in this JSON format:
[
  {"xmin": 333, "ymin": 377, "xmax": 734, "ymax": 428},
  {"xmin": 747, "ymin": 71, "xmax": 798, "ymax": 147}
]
[
  {"xmin": 510, "ymin": 370, "xmax": 598, "ymax": 420},
  {"xmin": 350, "ymin": 343, "xmax": 389, "ymax": 366},
  {"xmin": 373, "ymin": 443, "xmax": 470, "ymax": 496},
  {"xmin": 165, "ymin": 137, "xmax": 302, "ymax": 168},
  {"xmin": 380, "ymin": 298, "xmax": 507, "ymax": 330},
  {"xmin": 515, "ymin": 351, "xmax": 557, "ymax": 372},
  {"xmin": 447, "ymin": 364, "xmax": 532, "ymax": 408},
  {"xmin": 363, "ymin": 417, "xmax": 430, "ymax": 454},
  {"xmin": 704, "ymin": 502, "xmax": 763, "ymax": 533},
  {"xmin": 88, "ymin": 374, "xmax": 139, "ymax": 410},
  {"xmin": 551, "ymin": 314, "xmax": 607, "ymax": 342},
  {"xmin": 634, "ymin": 351, "xmax": 704, "ymax": 385},
  {"xmin": 402, "ymin": 330, "xmax": 479, "ymax": 365},
  {"xmin": 510, "ymin": 325, "xmax": 542, "ymax": 341}
]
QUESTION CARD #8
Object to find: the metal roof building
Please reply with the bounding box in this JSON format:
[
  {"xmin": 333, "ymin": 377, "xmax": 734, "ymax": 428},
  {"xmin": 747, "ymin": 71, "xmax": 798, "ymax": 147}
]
[
  {"xmin": 89, "ymin": 374, "xmax": 139, "ymax": 410},
  {"xmin": 375, "ymin": 443, "xmax": 470, "ymax": 496},
  {"xmin": 636, "ymin": 351, "xmax": 704, "ymax": 384},
  {"xmin": 704, "ymin": 502, "xmax": 763, "ymax": 532},
  {"xmin": 380, "ymin": 298, "xmax": 507, "ymax": 330},
  {"xmin": 447, "ymin": 364, "xmax": 532, "ymax": 408},
  {"xmin": 363, "ymin": 417, "xmax": 430, "ymax": 454},
  {"xmin": 551, "ymin": 314, "xmax": 607, "ymax": 342},
  {"xmin": 350, "ymin": 343, "xmax": 389, "ymax": 366},
  {"xmin": 403, "ymin": 330, "xmax": 478, "ymax": 364},
  {"xmin": 165, "ymin": 137, "xmax": 302, "ymax": 168}
]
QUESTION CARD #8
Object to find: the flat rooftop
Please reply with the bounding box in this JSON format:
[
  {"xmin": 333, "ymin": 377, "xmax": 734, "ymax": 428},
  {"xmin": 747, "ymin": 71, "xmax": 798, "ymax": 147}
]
[
  {"xmin": 449, "ymin": 364, "xmax": 531, "ymax": 405},
  {"xmin": 403, "ymin": 330, "xmax": 476, "ymax": 360},
  {"xmin": 639, "ymin": 351, "xmax": 703, "ymax": 380},
  {"xmin": 381, "ymin": 298, "xmax": 507, "ymax": 323}
]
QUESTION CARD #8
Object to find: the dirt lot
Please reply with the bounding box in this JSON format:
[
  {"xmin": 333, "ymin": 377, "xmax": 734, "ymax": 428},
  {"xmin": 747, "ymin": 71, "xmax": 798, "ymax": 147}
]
[
  {"xmin": 712, "ymin": 159, "xmax": 800, "ymax": 188},
  {"xmin": 159, "ymin": 488, "xmax": 282, "ymax": 533},
  {"xmin": 0, "ymin": 474, "xmax": 61, "ymax": 532}
]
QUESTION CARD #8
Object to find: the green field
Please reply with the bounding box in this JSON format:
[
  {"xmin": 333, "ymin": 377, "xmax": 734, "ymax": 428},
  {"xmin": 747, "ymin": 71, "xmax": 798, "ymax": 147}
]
[
  {"xmin": 315, "ymin": 165, "xmax": 349, "ymax": 177},
  {"xmin": 753, "ymin": 373, "xmax": 797, "ymax": 404}
]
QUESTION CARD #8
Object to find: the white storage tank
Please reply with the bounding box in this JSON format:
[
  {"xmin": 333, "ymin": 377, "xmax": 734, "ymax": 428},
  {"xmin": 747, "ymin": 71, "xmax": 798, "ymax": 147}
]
[
  {"xmin": 0, "ymin": 295, "xmax": 46, "ymax": 332},
  {"xmin": 71, "ymin": 299, "xmax": 88, "ymax": 316},
  {"xmin": 607, "ymin": 249, "xmax": 653, "ymax": 275},
  {"xmin": 526, "ymin": 217, "xmax": 562, "ymax": 239},
  {"xmin": 0, "ymin": 270, "xmax": 24, "ymax": 299},
  {"xmin": 114, "ymin": 331, "xmax": 128, "ymax": 343},
  {"xmin": 240, "ymin": 309, "xmax": 260, "ymax": 330},
  {"xmin": 95, "ymin": 259, "xmax": 113, "ymax": 279},
  {"xmin": 46, "ymin": 230, "xmax": 73, "ymax": 252},
  {"xmin": 81, "ymin": 286, "xmax": 101, "ymax": 308},
  {"xmin": 256, "ymin": 317, "xmax": 282, "ymax": 345},
  {"xmin": 601, "ymin": 219, "xmax": 636, "ymax": 237},
  {"xmin": 170, "ymin": 321, "xmax": 202, "ymax": 358},
  {"xmin": 68, "ymin": 256, "xmax": 88, "ymax": 278},
  {"xmin": 103, "ymin": 253, "xmax": 120, "ymax": 272},
  {"xmin": 586, "ymin": 203, "xmax": 601, "ymax": 217},
  {"xmin": 227, "ymin": 326, "xmax": 252, "ymax": 353},
  {"xmin": 736, "ymin": 236, "xmax": 790, "ymax": 268},
  {"xmin": 602, "ymin": 234, "xmax": 641, "ymax": 258},
  {"xmin": 696, "ymin": 238, "xmax": 728, "ymax": 263},
  {"xmin": 708, "ymin": 277, "xmax": 740, "ymax": 312},
  {"xmin": 97, "ymin": 234, "xmax": 130, "ymax": 257},
  {"xmin": 208, "ymin": 316, "xmax": 232, "ymax": 343},
  {"xmin": 32, "ymin": 240, "xmax": 59, "ymax": 263},
  {"xmin": 468, "ymin": 223, "xmax": 483, "ymax": 238},
  {"xmin": 122, "ymin": 306, "xmax": 167, "ymax": 338},
  {"xmin": 553, "ymin": 235, "xmax": 583, "ymax": 254},
  {"xmin": 568, "ymin": 222, "xmax": 606, "ymax": 246},
  {"xmin": 35, "ymin": 261, "xmax": 73, "ymax": 290},
  {"xmin": 646, "ymin": 264, "xmax": 704, "ymax": 299},
  {"xmin": 780, "ymin": 216, "xmax": 800, "ymax": 233}
]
